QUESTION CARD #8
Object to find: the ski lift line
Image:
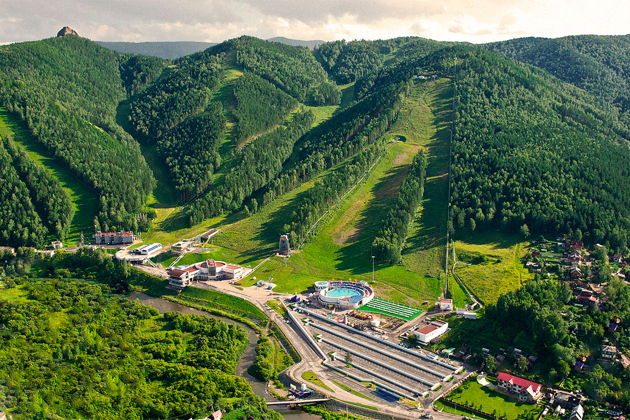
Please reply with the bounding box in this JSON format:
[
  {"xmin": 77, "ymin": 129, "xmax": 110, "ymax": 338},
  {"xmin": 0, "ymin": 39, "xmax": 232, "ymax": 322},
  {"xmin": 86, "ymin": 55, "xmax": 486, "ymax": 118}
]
[
  {"xmin": 298, "ymin": 306, "xmax": 458, "ymax": 371},
  {"xmin": 298, "ymin": 152, "xmax": 385, "ymax": 248},
  {"xmin": 321, "ymin": 337, "xmax": 437, "ymax": 388},
  {"xmin": 310, "ymin": 321, "xmax": 446, "ymax": 379}
]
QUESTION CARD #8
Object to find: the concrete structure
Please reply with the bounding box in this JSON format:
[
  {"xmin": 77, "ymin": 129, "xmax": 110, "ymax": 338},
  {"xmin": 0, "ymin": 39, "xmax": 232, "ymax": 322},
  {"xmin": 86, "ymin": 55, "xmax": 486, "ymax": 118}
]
[
  {"xmin": 496, "ymin": 372, "xmax": 542, "ymax": 402},
  {"xmin": 278, "ymin": 234, "xmax": 290, "ymax": 255},
  {"xmin": 93, "ymin": 231, "xmax": 135, "ymax": 245},
  {"xmin": 414, "ymin": 320, "xmax": 448, "ymax": 344},
  {"xmin": 171, "ymin": 240, "xmax": 192, "ymax": 254},
  {"xmin": 167, "ymin": 259, "xmax": 244, "ymax": 289},
  {"xmin": 200, "ymin": 228, "xmax": 219, "ymax": 240},
  {"xmin": 51, "ymin": 240, "xmax": 63, "ymax": 249},
  {"xmin": 134, "ymin": 243, "xmax": 162, "ymax": 256},
  {"xmin": 317, "ymin": 281, "xmax": 374, "ymax": 309},
  {"xmin": 438, "ymin": 299, "xmax": 453, "ymax": 311}
]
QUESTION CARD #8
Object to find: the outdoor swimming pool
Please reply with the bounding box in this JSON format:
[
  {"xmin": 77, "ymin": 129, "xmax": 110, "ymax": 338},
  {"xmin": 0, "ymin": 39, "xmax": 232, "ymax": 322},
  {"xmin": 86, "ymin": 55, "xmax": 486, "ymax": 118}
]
[{"xmin": 326, "ymin": 287, "xmax": 363, "ymax": 298}]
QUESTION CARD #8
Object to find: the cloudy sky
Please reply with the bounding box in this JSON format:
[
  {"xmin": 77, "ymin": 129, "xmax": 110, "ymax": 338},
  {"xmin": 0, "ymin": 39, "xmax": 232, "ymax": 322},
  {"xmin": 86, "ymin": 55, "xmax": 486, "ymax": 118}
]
[{"xmin": 1, "ymin": 0, "xmax": 629, "ymax": 44}]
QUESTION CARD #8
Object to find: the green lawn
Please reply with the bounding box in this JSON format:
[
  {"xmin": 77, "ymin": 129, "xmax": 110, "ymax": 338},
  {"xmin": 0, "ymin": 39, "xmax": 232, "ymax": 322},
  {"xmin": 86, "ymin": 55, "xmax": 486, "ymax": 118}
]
[
  {"xmin": 179, "ymin": 287, "xmax": 267, "ymax": 322},
  {"xmin": 301, "ymin": 371, "xmax": 333, "ymax": 391},
  {"xmin": 0, "ymin": 107, "xmax": 98, "ymax": 246},
  {"xmin": 453, "ymin": 231, "xmax": 533, "ymax": 304},
  {"xmin": 444, "ymin": 379, "xmax": 542, "ymax": 420}
]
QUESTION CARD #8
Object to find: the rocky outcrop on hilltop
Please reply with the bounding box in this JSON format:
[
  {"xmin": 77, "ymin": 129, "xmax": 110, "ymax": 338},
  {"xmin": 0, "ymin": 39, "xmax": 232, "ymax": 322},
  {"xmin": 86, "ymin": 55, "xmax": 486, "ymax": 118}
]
[{"xmin": 56, "ymin": 26, "xmax": 79, "ymax": 37}]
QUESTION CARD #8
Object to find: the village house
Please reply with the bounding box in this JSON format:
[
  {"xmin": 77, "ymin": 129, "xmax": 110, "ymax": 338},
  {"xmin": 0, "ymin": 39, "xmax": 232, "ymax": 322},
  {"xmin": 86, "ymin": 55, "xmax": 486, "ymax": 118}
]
[
  {"xmin": 93, "ymin": 231, "xmax": 135, "ymax": 245},
  {"xmin": 167, "ymin": 259, "xmax": 244, "ymax": 289},
  {"xmin": 496, "ymin": 372, "xmax": 543, "ymax": 402},
  {"xmin": 601, "ymin": 345, "xmax": 617, "ymax": 359},
  {"xmin": 438, "ymin": 298, "xmax": 453, "ymax": 311}
]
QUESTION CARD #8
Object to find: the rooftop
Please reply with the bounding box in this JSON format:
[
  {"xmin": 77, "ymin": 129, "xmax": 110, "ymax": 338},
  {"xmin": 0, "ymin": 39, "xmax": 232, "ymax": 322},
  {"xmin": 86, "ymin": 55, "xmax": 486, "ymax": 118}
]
[{"xmin": 497, "ymin": 372, "xmax": 542, "ymax": 392}]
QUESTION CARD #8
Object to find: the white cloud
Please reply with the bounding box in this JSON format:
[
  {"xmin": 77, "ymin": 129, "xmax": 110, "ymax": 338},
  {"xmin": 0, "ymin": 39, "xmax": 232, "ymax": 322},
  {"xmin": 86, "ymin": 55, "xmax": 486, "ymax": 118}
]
[{"xmin": 0, "ymin": 0, "xmax": 628, "ymax": 44}]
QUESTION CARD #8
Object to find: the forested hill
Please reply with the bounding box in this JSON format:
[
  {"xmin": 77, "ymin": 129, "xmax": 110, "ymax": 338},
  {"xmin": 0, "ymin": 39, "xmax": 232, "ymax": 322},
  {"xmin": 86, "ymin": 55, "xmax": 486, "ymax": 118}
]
[
  {"xmin": 0, "ymin": 35, "xmax": 165, "ymax": 245},
  {"xmin": 0, "ymin": 33, "xmax": 629, "ymax": 251},
  {"xmin": 485, "ymin": 35, "xmax": 630, "ymax": 124},
  {"xmin": 418, "ymin": 46, "xmax": 630, "ymax": 249}
]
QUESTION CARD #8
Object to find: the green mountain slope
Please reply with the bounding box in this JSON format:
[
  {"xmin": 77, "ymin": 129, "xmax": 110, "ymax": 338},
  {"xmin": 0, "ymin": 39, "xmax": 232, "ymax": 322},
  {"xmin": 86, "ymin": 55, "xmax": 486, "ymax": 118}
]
[
  {"xmin": 0, "ymin": 35, "xmax": 159, "ymax": 244},
  {"xmin": 485, "ymin": 35, "xmax": 630, "ymax": 124},
  {"xmin": 422, "ymin": 46, "xmax": 630, "ymax": 249}
]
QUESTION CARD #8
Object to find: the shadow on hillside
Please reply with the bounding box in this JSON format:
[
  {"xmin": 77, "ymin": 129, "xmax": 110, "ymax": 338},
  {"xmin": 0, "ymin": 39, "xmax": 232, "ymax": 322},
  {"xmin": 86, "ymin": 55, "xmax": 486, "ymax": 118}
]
[{"xmin": 334, "ymin": 162, "xmax": 411, "ymax": 275}]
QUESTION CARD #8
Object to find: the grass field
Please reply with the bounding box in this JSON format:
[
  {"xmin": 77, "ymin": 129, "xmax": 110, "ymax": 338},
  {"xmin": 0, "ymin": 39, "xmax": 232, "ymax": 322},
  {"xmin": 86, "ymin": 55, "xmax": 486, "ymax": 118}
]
[
  {"xmin": 0, "ymin": 285, "xmax": 32, "ymax": 304},
  {"xmin": 444, "ymin": 379, "xmax": 541, "ymax": 419},
  {"xmin": 302, "ymin": 371, "xmax": 333, "ymax": 391},
  {"xmin": 452, "ymin": 231, "xmax": 533, "ymax": 304},
  {"xmin": 0, "ymin": 107, "xmax": 97, "ymax": 246},
  {"xmin": 179, "ymin": 287, "xmax": 267, "ymax": 322}
]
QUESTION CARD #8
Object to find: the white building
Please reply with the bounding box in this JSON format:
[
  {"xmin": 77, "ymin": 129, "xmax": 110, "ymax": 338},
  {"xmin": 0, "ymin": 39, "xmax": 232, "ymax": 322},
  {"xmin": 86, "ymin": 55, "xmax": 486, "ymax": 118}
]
[
  {"xmin": 167, "ymin": 259, "xmax": 244, "ymax": 290},
  {"xmin": 134, "ymin": 243, "xmax": 162, "ymax": 256},
  {"xmin": 415, "ymin": 320, "xmax": 448, "ymax": 344},
  {"xmin": 438, "ymin": 299, "xmax": 453, "ymax": 311}
]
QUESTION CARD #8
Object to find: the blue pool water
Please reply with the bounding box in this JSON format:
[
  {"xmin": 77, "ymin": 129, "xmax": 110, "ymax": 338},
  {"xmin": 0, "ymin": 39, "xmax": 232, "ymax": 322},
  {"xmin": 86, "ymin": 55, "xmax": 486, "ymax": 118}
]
[{"xmin": 326, "ymin": 287, "xmax": 362, "ymax": 298}]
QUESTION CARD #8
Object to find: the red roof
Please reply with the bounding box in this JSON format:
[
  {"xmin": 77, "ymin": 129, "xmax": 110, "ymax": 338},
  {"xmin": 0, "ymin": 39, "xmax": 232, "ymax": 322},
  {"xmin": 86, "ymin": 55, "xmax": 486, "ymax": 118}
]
[
  {"xmin": 169, "ymin": 269, "xmax": 187, "ymax": 278},
  {"xmin": 225, "ymin": 264, "xmax": 240, "ymax": 270},
  {"xmin": 184, "ymin": 266, "xmax": 198, "ymax": 273},
  {"xmin": 440, "ymin": 299, "xmax": 453, "ymax": 303},
  {"xmin": 206, "ymin": 259, "xmax": 216, "ymax": 267},
  {"xmin": 215, "ymin": 261, "xmax": 225, "ymax": 267},
  {"xmin": 418, "ymin": 324, "xmax": 439, "ymax": 334},
  {"xmin": 497, "ymin": 372, "xmax": 541, "ymax": 392}
]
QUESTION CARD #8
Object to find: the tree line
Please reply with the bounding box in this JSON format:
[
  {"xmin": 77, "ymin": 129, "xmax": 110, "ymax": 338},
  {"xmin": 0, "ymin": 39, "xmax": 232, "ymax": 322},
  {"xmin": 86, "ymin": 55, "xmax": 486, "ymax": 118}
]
[
  {"xmin": 284, "ymin": 144, "xmax": 385, "ymax": 247},
  {"xmin": 186, "ymin": 111, "xmax": 314, "ymax": 225},
  {"xmin": 261, "ymin": 80, "xmax": 409, "ymax": 208},
  {"xmin": 372, "ymin": 151, "xmax": 428, "ymax": 264}
]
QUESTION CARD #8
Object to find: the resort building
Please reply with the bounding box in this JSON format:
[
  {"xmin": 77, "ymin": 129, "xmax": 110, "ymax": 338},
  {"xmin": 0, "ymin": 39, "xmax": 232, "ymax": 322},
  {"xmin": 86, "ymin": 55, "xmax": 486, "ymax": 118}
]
[
  {"xmin": 414, "ymin": 320, "xmax": 448, "ymax": 344},
  {"xmin": 496, "ymin": 372, "xmax": 543, "ymax": 402},
  {"xmin": 167, "ymin": 259, "xmax": 244, "ymax": 289},
  {"xmin": 93, "ymin": 231, "xmax": 135, "ymax": 245}
]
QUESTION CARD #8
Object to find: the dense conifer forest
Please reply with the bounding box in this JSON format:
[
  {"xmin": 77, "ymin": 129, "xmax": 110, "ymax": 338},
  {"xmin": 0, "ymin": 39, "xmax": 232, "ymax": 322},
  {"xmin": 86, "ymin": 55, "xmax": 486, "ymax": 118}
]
[
  {"xmin": 0, "ymin": 36, "xmax": 156, "ymax": 238},
  {"xmin": 485, "ymin": 35, "xmax": 630, "ymax": 125},
  {"xmin": 372, "ymin": 151, "xmax": 428, "ymax": 263}
]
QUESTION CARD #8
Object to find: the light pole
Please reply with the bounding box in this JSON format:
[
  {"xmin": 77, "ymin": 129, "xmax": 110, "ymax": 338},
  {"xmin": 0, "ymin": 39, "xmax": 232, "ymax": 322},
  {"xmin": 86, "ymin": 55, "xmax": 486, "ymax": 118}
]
[{"xmin": 371, "ymin": 255, "xmax": 375, "ymax": 283}]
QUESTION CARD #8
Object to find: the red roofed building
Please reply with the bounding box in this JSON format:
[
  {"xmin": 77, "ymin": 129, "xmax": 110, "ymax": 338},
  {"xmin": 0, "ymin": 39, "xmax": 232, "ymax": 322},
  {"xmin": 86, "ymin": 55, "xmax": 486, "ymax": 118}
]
[
  {"xmin": 496, "ymin": 372, "xmax": 542, "ymax": 402},
  {"xmin": 167, "ymin": 259, "xmax": 244, "ymax": 288},
  {"xmin": 414, "ymin": 320, "xmax": 448, "ymax": 344}
]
